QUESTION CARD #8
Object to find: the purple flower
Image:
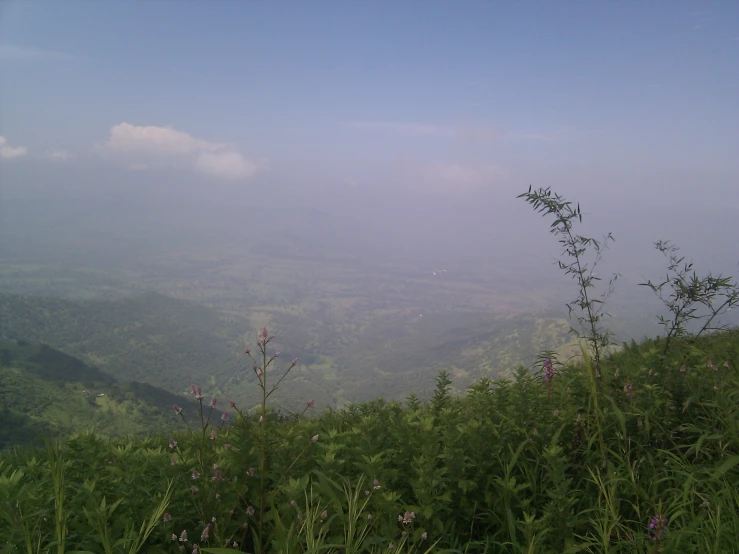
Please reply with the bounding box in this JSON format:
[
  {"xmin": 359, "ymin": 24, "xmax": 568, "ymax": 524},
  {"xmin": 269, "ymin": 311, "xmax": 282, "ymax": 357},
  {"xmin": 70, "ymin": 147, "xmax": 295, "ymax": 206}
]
[
  {"xmin": 307, "ymin": 399, "xmax": 315, "ymax": 408},
  {"xmin": 191, "ymin": 470, "xmax": 200, "ymax": 480},
  {"xmin": 229, "ymin": 400, "xmax": 236, "ymax": 408},
  {"xmin": 543, "ymin": 358, "xmax": 554, "ymax": 384},
  {"xmin": 173, "ymin": 405, "xmax": 183, "ymax": 414},
  {"xmin": 648, "ymin": 514, "xmax": 668, "ymax": 542},
  {"xmin": 169, "ymin": 439, "xmax": 177, "ymax": 449},
  {"xmin": 209, "ymin": 398, "xmax": 217, "ymax": 409},
  {"xmin": 221, "ymin": 412, "xmax": 230, "ymax": 422}
]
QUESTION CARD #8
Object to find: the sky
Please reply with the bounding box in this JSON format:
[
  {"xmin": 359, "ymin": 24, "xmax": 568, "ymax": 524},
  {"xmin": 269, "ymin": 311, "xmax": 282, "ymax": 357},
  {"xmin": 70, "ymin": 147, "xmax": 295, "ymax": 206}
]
[{"xmin": 1, "ymin": 1, "xmax": 738, "ymax": 276}]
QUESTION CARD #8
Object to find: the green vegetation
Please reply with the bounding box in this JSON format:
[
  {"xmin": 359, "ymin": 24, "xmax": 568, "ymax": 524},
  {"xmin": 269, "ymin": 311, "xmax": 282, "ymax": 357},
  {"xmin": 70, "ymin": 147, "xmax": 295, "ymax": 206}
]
[
  {"xmin": 2, "ymin": 187, "xmax": 738, "ymax": 552},
  {"xmin": 0, "ymin": 339, "xmax": 213, "ymax": 449},
  {"xmin": 1, "ymin": 328, "xmax": 738, "ymax": 552}
]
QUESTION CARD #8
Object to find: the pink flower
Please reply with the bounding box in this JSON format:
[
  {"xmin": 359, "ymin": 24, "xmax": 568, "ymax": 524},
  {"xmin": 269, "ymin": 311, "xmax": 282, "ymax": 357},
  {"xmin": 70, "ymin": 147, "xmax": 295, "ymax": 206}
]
[
  {"xmin": 200, "ymin": 524, "xmax": 210, "ymax": 541},
  {"xmin": 229, "ymin": 400, "xmax": 236, "ymax": 408},
  {"xmin": 210, "ymin": 430, "xmax": 217, "ymax": 440},
  {"xmin": 164, "ymin": 512, "xmax": 171, "ymax": 522},
  {"xmin": 212, "ymin": 470, "xmax": 225, "ymax": 482},
  {"xmin": 189, "ymin": 384, "xmax": 197, "ymax": 394},
  {"xmin": 171, "ymin": 458, "xmax": 178, "ymax": 466},
  {"xmin": 171, "ymin": 533, "xmax": 177, "ymax": 541},
  {"xmin": 373, "ymin": 478, "xmax": 381, "ymax": 490},
  {"xmin": 247, "ymin": 505, "xmax": 255, "ymax": 516},
  {"xmin": 224, "ymin": 443, "xmax": 232, "ymax": 450},
  {"xmin": 311, "ymin": 434, "xmax": 319, "ymax": 443},
  {"xmin": 221, "ymin": 412, "xmax": 230, "ymax": 422},
  {"xmin": 259, "ymin": 415, "xmax": 264, "ymax": 423},
  {"xmin": 190, "ymin": 486, "xmax": 198, "ymax": 493},
  {"xmin": 291, "ymin": 358, "xmax": 298, "ymax": 366},
  {"xmin": 169, "ymin": 439, "xmax": 177, "ymax": 449},
  {"xmin": 192, "ymin": 470, "xmax": 200, "ymax": 480},
  {"xmin": 307, "ymin": 399, "xmax": 315, "ymax": 408},
  {"xmin": 179, "ymin": 529, "xmax": 188, "ymax": 542},
  {"xmin": 258, "ymin": 327, "xmax": 269, "ymax": 341},
  {"xmin": 321, "ymin": 510, "xmax": 328, "ymax": 520},
  {"xmin": 248, "ymin": 467, "xmax": 255, "ymax": 476},
  {"xmin": 209, "ymin": 398, "xmax": 217, "ymax": 409},
  {"xmin": 244, "ymin": 347, "xmax": 250, "ymax": 354},
  {"xmin": 421, "ymin": 532, "xmax": 428, "ymax": 541},
  {"xmin": 173, "ymin": 405, "xmax": 183, "ymax": 414}
]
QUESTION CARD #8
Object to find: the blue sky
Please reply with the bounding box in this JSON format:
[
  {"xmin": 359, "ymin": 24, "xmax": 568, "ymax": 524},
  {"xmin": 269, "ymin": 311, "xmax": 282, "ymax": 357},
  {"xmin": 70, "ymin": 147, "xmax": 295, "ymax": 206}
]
[{"xmin": 1, "ymin": 0, "xmax": 738, "ymax": 219}]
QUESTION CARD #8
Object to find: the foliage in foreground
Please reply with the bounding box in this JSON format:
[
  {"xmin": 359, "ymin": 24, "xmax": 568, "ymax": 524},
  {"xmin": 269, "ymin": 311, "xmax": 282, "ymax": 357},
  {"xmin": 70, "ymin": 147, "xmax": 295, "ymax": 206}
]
[{"xmin": 1, "ymin": 326, "xmax": 738, "ymax": 554}]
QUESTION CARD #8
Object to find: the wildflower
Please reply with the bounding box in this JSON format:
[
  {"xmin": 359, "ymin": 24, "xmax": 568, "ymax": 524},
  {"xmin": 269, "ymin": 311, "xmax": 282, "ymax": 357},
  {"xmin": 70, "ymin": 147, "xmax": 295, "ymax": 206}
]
[
  {"xmin": 169, "ymin": 439, "xmax": 177, "ymax": 449},
  {"xmin": 212, "ymin": 470, "xmax": 225, "ymax": 482},
  {"xmin": 195, "ymin": 388, "xmax": 204, "ymax": 400},
  {"xmin": 291, "ymin": 358, "xmax": 298, "ymax": 366},
  {"xmin": 421, "ymin": 532, "xmax": 427, "ymax": 541},
  {"xmin": 164, "ymin": 512, "xmax": 171, "ymax": 522},
  {"xmin": 171, "ymin": 458, "xmax": 178, "ymax": 466},
  {"xmin": 221, "ymin": 412, "xmax": 230, "ymax": 422},
  {"xmin": 209, "ymin": 398, "xmax": 217, "ymax": 409},
  {"xmin": 192, "ymin": 470, "xmax": 200, "ymax": 480},
  {"xmin": 307, "ymin": 398, "xmax": 315, "ymax": 408},
  {"xmin": 229, "ymin": 509, "xmax": 234, "ymax": 516},
  {"xmin": 707, "ymin": 359, "xmax": 717, "ymax": 371},
  {"xmin": 259, "ymin": 415, "xmax": 264, "ymax": 423},
  {"xmin": 614, "ymin": 368, "xmax": 620, "ymax": 378},
  {"xmin": 701, "ymin": 498, "xmax": 710, "ymax": 509},
  {"xmin": 173, "ymin": 405, "xmax": 183, "ymax": 414},
  {"xmin": 648, "ymin": 514, "xmax": 668, "ymax": 542},
  {"xmin": 388, "ymin": 544, "xmax": 394, "ymax": 550},
  {"xmin": 402, "ymin": 531, "xmax": 407, "ymax": 537},
  {"xmin": 543, "ymin": 358, "xmax": 554, "ymax": 384},
  {"xmin": 399, "ymin": 511, "xmax": 415, "ymax": 524},
  {"xmin": 259, "ymin": 327, "xmax": 269, "ymax": 341},
  {"xmin": 190, "ymin": 384, "xmax": 197, "ymax": 394},
  {"xmin": 232, "ymin": 543, "xmax": 239, "ymax": 548},
  {"xmin": 365, "ymin": 490, "xmax": 370, "ymax": 496},
  {"xmin": 256, "ymin": 369, "xmax": 263, "ymax": 378},
  {"xmin": 274, "ymin": 352, "xmax": 280, "ymax": 358},
  {"xmin": 179, "ymin": 530, "xmax": 188, "ymax": 542},
  {"xmin": 553, "ymin": 409, "xmax": 560, "ymax": 417},
  {"xmin": 367, "ymin": 514, "xmax": 372, "ymax": 521},
  {"xmin": 210, "ymin": 430, "xmax": 217, "ymax": 440},
  {"xmin": 172, "ymin": 534, "xmax": 177, "ymax": 541},
  {"xmin": 311, "ymin": 434, "xmax": 319, "ymax": 443},
  {"xmin": 648, "ymin": 368, "xmax": 654, "ymax": 376},
  {"xmin": 290, "ymin": 500, "xmax": 297, "ymax": 507},
  {"xmin": 624, "ymin": 382, "xmax": 636, "ymax": 399},
  {"xmin": 216, "ymin": 493, "xmax": 220, "ymax": 499},
  {"xmin": 229, "ymin": 400, "xmax": 236, "ymax": 408},
  {"xmin": 248, "ymin": 467, "xmax": 255, "ymax": 476},
  {"xmin": 224, "ymin": 443, "xmax": 232, "ymax": 450},
  {"xmin": 191, "ymin": 486, "xmax": 198, "ymax": 493},
  {"xmin": 723, "ymin": 360, "xmax": 730, "ymax": 369},
  {"xmin": 680, "ymin": 365, "xmax": 687, "ymax": 374},
  {"xmin": 373, "ymin": 478, "xmax": 381, "ymax": 490},
  {"xmin": 192, "ymin": 545, "xmax": 199, "ymax": 554},
  {"xmin": 201, "ymin": 524, "xmax": 210, "ymax": 541},
  {"xmin": 247, "ymin": 505, "xmax": 255, "ymax": 516},
  {"xmin": 244, "ymin": 347, "xmax": 250, "ymax": 354},
  {"xmin": 321, "ymin": 510, "xmax": 328, "ymax": 520}
]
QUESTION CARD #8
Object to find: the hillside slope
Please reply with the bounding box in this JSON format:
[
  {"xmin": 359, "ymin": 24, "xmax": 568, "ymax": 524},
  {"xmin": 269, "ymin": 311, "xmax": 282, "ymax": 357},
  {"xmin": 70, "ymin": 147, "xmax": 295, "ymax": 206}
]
[{"xmin": 0, "ymin": 339, "xmax": 214, "ymax": 449}]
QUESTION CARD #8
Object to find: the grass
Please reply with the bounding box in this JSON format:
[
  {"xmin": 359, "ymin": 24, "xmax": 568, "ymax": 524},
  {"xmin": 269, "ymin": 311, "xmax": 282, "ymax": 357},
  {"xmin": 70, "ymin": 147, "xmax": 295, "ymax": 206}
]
[{"xmin": 1, "ymin": 327, "xmax": 738, "ymax": 553}]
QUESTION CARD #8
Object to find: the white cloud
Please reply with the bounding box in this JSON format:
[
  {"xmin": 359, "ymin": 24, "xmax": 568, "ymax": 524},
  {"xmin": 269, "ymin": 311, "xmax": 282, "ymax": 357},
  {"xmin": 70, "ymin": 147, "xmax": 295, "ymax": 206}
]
[
  {"xmin": 407, "ymin": 163, "xmax": 507, "ymax": 193},
  {"xmin": 196, "ymin": 151, "xmax": 257, "ymax": 180},
  {"xmin": 346, "ymin": 120, "xmax": 498, "ymax": 141},
  {"xmin": 0, "ymin": 136, "xmax": 28, "ymax": 159},
  {"xmin": 49, "ymin": 150, "xmax": 70, "ymax": 161},
  {"xmin": 101, "ymin": 123, "xmax": 261, "ymax": 180},
  {"xmin": 0, "ymin": 44, "xmax": 73, "ymax": 62}
]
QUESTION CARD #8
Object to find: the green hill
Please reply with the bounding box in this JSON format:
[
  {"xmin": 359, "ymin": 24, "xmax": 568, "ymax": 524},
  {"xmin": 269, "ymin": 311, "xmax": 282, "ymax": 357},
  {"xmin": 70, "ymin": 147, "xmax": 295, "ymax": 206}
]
[{"xmin": 0, "ymin": 339, "xmax": 214, "ymax": 449}]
